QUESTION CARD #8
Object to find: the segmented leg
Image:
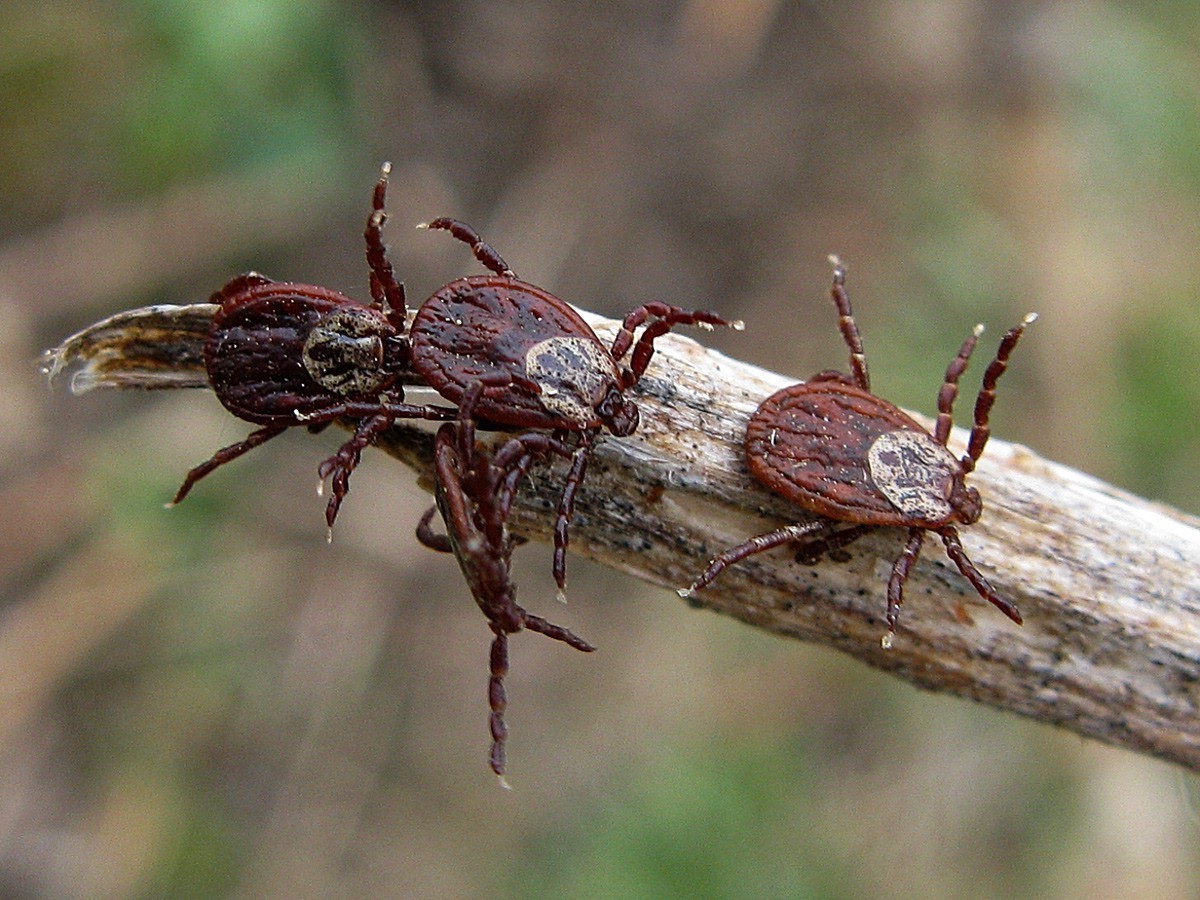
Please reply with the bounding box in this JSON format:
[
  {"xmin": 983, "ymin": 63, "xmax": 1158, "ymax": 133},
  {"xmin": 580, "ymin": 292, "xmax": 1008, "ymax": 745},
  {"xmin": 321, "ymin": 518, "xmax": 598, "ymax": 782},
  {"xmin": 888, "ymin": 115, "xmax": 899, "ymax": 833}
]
[
  {"xmin": 682, "ymin": 521, "xmax": 827, "ymax": 596},
  {"xmin": 825, "ymin": 256, "xmax": 870, "ymax": 391},
  {"xmin": 962, "ymin": 313, "xmax": 1038, "ymax": 472},
  {"xmin": 316, "ymin": 412, "xmax": 397, "ymax": 530},
  {"xmin": 791, "ymin": 524, "xmax": 874, "ymax": 565},
  {"xmin": 933, "ymin": 325, "xmax": 982, "ymax": 446},
  {"xmin": 610, "ymin": 302, "xmax": 741, "ymax": 382},
  {"xmin": 939, "ymin": 526, "xmax": 1022, "ymax": 624},
  {"xmin": 421, "ymin": 217, "xmax": 514, "ymax": 277},
  {"xmin": 171, "ymin": 423, "xmax": 288, "ymax": 506},
  {"xmin": 364, "ymin": 162, "xmax": 407, "ymax": 327},
  {"xmin": 415, "ymin": 505, "xmax": 453, "ymax": 552},
  {"xmin": 431, "ymin": 402, "xmax": 594, "ymax": 780},
  {"xmin": 886, "ymin": 527, "xmax": 926, "ymax": 633},
  {"xmin": 487, "ymin": 627, "xmax": 510, "ymax": 781}
]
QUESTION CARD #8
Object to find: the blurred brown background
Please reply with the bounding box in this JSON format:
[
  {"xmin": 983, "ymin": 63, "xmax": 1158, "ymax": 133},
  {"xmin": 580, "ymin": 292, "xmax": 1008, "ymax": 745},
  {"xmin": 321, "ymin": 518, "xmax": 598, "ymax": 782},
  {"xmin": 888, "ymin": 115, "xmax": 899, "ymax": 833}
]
[{"xmin": 4, "ymin": 1, "xmax": 1200, "ymax": 897}]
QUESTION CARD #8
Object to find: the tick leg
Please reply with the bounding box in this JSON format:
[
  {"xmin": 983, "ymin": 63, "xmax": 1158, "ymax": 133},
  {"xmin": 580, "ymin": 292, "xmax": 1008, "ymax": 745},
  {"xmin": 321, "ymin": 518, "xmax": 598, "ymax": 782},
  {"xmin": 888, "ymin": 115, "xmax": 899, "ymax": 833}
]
[
  {"xmin": 551, "ymin": 438, "xmax": 591, "ymax": 600},
  {"xmin": 486, "ymin": 428, "xmax": 583, "ymax": 596},
  {"xmin": 421, "ymin": 218, "xmax": 514, "ymax": 278},
  {"xmin": 825, "ymin": 257, "xmax": 870, "ymax": 391},
  {"xmin": 961, "ymin": 313, "xmax": 1037, "ymax": 473},
  {"xmin": 316, "ymin": 412, "xmax": 397, "ymax": 531},
  {"xmin": 486, "ymin": 627, "xmax": 511, "ymax": 782},
  {"xmin": 939, "ymin": 526, "xmax": 1022, "ymax": 624},
  {"xmin": 610, "ymin": 302, "xmax": 742, "ymax": 382},
  {"xmin": 365, "ymin": 162, "xmax": 407, "ymax": 328},
  {"xmin": 886, "ymin": 527, "xmax": 926, "ymax": 634},
  {"xmin": 171, "ymin": 424, "xmax": 288, "ymax": 506},
  {"xmin": 792, "ymin": 524, "xmax": 874, "ymax": 565},
  {"xmin": 415, "ymin": 505, "xmax": 453, "ymax": 553},
  {"xmin": 933, "ymin": 325, "xmax": 982, "ymax": 446},
  {"xmin": 682, "ymin": 521, "xmax": 827, "ymax": 596},
  {"xmin": 522, "ymin": 611, "xmax": 596, "ymax": 653}
]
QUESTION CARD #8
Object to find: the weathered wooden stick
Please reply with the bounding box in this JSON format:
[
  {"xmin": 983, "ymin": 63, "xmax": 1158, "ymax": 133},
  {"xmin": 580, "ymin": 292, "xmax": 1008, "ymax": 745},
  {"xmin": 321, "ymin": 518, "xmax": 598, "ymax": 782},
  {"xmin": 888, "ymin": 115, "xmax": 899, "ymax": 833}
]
[{"xmin": 45, "ymin": 304, "xmax": 1200, "ymax": 773}]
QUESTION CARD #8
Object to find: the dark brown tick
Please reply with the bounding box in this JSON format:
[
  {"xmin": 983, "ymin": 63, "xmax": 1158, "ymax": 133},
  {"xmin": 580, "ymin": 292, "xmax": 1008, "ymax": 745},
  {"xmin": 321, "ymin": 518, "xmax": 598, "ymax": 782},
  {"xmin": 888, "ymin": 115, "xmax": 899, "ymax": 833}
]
[
  {"xmin": 170, "ymin": 163, "xmax": 455, "ymax": 533},
  {"xmin": 683, "ymin": 257, "xmax": 1035, "ymax": 646},
  {"xmin": 417, "ymin": 382, "xmax": 594, "ymax": 784},
  {"xmin": 410, "ymin": 218, "xmax": 743, "ymax": 599}
]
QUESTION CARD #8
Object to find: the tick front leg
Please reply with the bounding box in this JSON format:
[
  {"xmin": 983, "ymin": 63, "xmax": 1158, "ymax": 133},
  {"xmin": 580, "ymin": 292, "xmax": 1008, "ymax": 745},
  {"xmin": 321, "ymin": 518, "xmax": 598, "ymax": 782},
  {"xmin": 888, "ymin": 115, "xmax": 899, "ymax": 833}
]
[
  {"xmin": 610, "ymin": 303, "xmax": 743, "ymax": 382},
  {"xmin": 170, "ymin": 423, "xmax": 288, "ymax": 506},
  {"xmin": 420, "ymin": 218, "xmax": 515, "ymax": 278}
]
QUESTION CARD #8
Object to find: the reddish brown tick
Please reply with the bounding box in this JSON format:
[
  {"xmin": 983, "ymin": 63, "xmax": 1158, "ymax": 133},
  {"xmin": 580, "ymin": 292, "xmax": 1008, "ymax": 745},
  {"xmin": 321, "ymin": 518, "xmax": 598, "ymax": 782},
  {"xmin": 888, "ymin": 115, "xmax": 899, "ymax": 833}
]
[
  {"xmin": 683, "ymin": 257, "xmax": 1035, "ymax": 644},
  {"xmin": 410, "ymin": 218, "xmax": 743, "ymax": 598},
  {"xmin": 417, "ymin": 382, "xmax": 593, "ymax": 783}
]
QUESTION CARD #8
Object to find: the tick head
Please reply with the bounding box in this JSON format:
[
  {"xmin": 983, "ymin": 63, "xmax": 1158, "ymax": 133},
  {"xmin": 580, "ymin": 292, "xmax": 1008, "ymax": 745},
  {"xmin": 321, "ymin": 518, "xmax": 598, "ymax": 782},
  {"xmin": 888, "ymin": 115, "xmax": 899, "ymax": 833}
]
[
  {"xmin": 597, "ymin": 385, "xmax": 639, "ymax": 436},
  {"xmin": 949, "ymin": 481, "xmax": 983, "ymax": 525}
]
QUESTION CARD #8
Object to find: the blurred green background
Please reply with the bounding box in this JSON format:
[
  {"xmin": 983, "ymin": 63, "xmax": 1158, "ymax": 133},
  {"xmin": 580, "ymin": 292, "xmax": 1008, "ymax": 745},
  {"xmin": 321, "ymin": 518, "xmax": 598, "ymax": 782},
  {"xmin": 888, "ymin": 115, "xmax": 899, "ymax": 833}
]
[{"xmin": 5, "ymin": 1, "xmax": 1200, "ymax": 897}]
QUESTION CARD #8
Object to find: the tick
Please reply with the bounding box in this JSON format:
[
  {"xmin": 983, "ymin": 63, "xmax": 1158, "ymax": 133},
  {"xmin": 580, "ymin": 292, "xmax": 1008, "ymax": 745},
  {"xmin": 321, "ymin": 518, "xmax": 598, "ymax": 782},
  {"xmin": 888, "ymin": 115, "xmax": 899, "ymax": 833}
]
[
  {"xmin": 683, "ymin": 257, "xmax": 1035, "ymax": 643},
  {"xmin": 417, "ymin": 382, "xmax": 594, "ymax": 783},
  {"xmin": 171, "ymin": 164, "xmax": 455, "ymax": 531},
  {"xmin": 410, "ymin": 219, "xmax": 743, "ymax": 598}
]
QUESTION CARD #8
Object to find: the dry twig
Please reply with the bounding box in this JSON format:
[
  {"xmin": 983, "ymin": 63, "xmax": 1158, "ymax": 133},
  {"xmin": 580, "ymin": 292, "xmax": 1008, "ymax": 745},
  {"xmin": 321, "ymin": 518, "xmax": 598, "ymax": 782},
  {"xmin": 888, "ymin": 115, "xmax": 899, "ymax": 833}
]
[{"xmin": 45, "ymin": 303, "xmax": 1200, "ymax": 774}]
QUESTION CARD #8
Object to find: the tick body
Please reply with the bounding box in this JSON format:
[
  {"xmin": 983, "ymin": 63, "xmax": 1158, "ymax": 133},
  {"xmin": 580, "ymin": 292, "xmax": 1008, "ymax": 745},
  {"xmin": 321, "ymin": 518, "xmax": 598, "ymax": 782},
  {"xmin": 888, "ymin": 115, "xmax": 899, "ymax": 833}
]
[
  {"xmin": 172, "ymin": 164, "xmax": 454, "ymax": 531},
  {"xmin": 411, "ymin": 276, "xmax": 629, "ymax": 433},
  {"xmin": 685, "ymin": 258, "xmax": 1035, "ymax": 641},
  {"xmin": 414, "ymin": 216, "xmax": 742, "ymax": 596}
]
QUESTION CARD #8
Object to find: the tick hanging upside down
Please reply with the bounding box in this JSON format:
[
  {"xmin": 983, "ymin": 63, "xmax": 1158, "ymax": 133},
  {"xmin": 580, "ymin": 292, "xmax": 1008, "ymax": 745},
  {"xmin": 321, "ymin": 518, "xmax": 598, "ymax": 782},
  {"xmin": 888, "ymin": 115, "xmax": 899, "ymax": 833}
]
[
  {"xmin": 416, "ymin": 382, "xmax": 594, "ymax": 784},
  {"xmin": 682, "ymin": 257, "xmax": 1036, "ymax": 646}
]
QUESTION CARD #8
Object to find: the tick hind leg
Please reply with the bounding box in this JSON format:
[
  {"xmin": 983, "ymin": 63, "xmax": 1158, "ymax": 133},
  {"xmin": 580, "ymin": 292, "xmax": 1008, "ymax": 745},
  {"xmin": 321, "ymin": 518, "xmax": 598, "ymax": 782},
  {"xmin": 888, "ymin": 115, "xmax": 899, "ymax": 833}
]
[
  {"xmin": 682, "ymin": 521, "xmax": 827, "ymax": 597},
  {"xmin": 171, "ymin": 423, "xmax": 288, "ymax": 507},
  {"xmin": 486, "ymin": 628, "xmax": 511, "ymax": 782},
  {"xmin": 791, "ymin": 524, "xmax": 875, "ymax": 565},
  {"xmin": 610, "ymin": 303, "xmax": 743, "ymax": 382},
  {"xmin": 364, "ymin": 162, "xmax": 407, "ymax": 328},
  {"xmin": 825, "ymin": 257, "xmax": 870, "ymax": 391},
  {"xmin": 415, "ymin": 505, "xmax": 453, "ymax": 553},
  {"xmin": 421, "ymin": 218, "xmax": 514, "ymax": 278},
  {"xmin": 482, "ymin": 592, "xmax": 595, "ymax": 784}
]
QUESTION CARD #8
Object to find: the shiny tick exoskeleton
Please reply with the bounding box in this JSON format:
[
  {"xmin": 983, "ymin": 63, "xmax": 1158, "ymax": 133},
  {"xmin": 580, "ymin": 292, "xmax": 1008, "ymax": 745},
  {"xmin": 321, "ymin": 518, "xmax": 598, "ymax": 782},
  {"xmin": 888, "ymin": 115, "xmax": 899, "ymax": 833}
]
[
  {"xmin": 170, "ymin": 165, "xmax": 455, "ymax": 530},
  {"xmin": 684, "ymin": 258, "xmax": 1035, "ymax": 643},
  {"xmin": 410, "ymin": 218, "xmax": 743, "ymax": 597}
]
